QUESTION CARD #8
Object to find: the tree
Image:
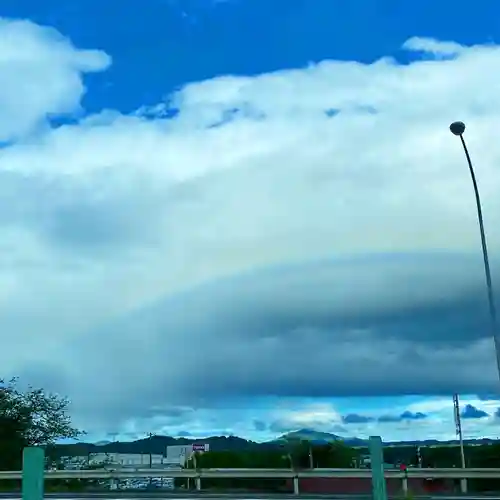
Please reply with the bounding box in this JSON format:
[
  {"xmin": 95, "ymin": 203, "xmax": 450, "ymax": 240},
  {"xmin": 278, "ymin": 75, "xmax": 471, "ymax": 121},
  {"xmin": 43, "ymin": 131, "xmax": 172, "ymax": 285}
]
[
  {"xmin": 283, "ymin": 439, "xmax": 358, "ymax": 469},
  {"xmin": 0, "ymin": 378, "xmax": 83, "ymax": 471},
  {"xmin": 182, "ymin": 449, "xmax": 292, "ymax": 491},
  {"xmin": 325, "ymin": 442, "xmax": 358, "ymax": 467}
]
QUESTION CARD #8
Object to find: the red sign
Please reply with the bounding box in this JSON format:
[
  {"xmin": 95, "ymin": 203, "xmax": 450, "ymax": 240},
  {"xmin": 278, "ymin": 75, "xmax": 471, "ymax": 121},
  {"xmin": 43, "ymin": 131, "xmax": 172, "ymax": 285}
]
[
  {"xmin": 193, "ymin": 443, "xmax": 206, "ymax": 451},
  {"xmin": 400, "ymin": 464, "xmax": 407, "ymax": 471}
]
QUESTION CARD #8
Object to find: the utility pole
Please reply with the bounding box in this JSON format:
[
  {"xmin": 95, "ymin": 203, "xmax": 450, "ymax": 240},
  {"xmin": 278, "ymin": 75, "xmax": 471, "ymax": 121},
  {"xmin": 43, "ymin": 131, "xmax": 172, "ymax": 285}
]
[
  {"xmin": 453, "ymin": 394, "xmax": 467, "ymax": 493},
  {"xmin": 147, "ymin": 432, "xmax": 154, "ymax": 488},
  {"xmin": 148, "ymin": 432, "xmax": 153, "ymax": 468}
]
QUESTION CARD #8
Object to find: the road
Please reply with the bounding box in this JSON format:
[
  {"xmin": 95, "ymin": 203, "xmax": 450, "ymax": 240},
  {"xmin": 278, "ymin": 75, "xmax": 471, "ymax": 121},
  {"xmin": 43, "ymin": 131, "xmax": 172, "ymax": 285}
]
[{"xmin": 1, "ymin": 494, "xmax": 500, "ymax": 500}]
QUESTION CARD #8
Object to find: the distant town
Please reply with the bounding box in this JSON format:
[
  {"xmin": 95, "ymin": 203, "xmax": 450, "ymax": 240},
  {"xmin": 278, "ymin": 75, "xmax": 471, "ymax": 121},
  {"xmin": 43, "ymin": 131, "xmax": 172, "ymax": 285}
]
[
  {"xmin": 56, "ymin": 442, "xmax": 210, "ymax": 490},
  {"xmin": 49, "ymin": 429, "xmax": 500, "ymax": 491}
]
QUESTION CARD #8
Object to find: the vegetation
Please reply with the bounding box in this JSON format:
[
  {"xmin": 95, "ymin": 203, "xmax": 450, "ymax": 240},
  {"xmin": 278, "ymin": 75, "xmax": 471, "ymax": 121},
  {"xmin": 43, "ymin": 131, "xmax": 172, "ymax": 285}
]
[
  {"xmin": 379, "ymin": 443, "xmax": 500, "ymax": 469},
  {"xmin": 192, "ymin": 440, "xmax": 358, "ymax": 468},
  {"xmin": 381, "ymin": 444, "xmax": 500, "ymax": 493},
  {"xmin": 0, "ymin": 378, "xmax": 82, "ymax": 471},
  {"xmin": 175, "ymin": 441, "xmax": 358, "ymax": 491},
  {"xmin": 0, "ymin": 377, "xmax": 83, "ymax": 491}
]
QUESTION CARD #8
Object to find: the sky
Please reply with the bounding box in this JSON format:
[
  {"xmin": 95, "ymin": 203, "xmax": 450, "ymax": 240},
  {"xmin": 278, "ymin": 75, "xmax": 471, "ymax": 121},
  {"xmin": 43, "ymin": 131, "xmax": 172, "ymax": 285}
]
[{"xmin": 1, "ymin": 0, "xmax": 500, "ymax": 444}]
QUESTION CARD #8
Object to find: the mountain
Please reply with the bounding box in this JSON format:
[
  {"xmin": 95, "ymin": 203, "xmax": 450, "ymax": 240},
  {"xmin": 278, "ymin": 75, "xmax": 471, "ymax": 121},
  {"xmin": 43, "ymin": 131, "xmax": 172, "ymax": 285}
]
[
  {"xmin": 283, "ymin": 429, "xmax": 342, "ymax": 443},
  {"xmin": 274, "ymin": 429, "xmax": 368, "ymax": 447},
  {"xmin": 51, "ymin": 432, "xmax": 499, "ymax": 457},
  {"xmin": 53, "ymin": 430, "xmax": 364, "ymax": 458},
  {"xmin": 52, "ymin": 434, "xmax": 264, "ymax": 457}
]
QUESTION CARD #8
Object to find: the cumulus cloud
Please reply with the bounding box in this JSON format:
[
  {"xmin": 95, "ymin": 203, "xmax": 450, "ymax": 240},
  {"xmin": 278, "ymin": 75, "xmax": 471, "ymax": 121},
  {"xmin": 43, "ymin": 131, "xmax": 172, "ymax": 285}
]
[
  {"xmin": 0, "ymin": 18, "xmax": 109, "ymax": 142},
  {"xmin": 149, "ymin": 398, "xmax": 500, "ymax": 443},
  {"xmin": 331, "ymin": 397, "xmax": 500, "ymax": 442},
  {"xmin": 0, "ymin": 19, "xmax": 499, "ymax": 434},
  {"xmin": 378, "ymin": 411, "xmax": 427, "ymax": 423},
  {"xmin": 343, "ymin": 414, "xmax": 374, "ymax": 424},
  {"xmin": 462, "ymin": 404, "xmax": 489, "ymax": 419},
  {"xmin": 267, "ymin": 403, "xmax": 344, "ymax": 434}
]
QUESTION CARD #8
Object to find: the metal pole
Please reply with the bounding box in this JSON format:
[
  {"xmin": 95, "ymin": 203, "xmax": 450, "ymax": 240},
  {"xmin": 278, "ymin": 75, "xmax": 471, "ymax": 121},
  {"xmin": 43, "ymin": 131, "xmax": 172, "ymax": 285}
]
[
  {"xmin": 450, "ymin": 121, "xmax": 500, "ymax": 382},
  {"xmin": 453, "ymin": 393, "xmax": 467, "ymax": 493},
  {"xmin": 148, "ymin": 432, "xmax": 153, "ymax": 468},
  {"xmin": 148, "ymin": 432, "xmax": 153, "ymax": 487},
  {"xmin": 453, "ymin": 394, "xmax": 466, "ymax": 468}
]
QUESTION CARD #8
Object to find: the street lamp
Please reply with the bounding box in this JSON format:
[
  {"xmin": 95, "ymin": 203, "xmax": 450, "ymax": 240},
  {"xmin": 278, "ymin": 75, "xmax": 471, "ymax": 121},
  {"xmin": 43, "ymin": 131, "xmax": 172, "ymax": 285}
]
[
  {"xmin": 449, "ymin": 121, "xmax": 500, "ymax": 382},
  {"xmin": 449, "ymin": 121, "xmax": 499, "ymax": 494}
]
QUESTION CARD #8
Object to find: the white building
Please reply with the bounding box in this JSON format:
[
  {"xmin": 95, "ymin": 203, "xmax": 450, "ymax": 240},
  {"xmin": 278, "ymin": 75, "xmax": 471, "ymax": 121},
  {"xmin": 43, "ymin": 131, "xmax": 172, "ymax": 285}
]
[
  {"xmin": 59, "ymin": 452, "xmax": 167, "ymax": 470},
  {"xmin": 60, "ymin": 453, "xmax": 176, "ymax": 490},
  {"xmin": 58, "ymin": 444, "xmax": 209, "ymax": 491},
  {"xmin": 89, "ymin": 452, "xmax": 165, "ymax": 468},
  {"xmin": 58, "ymin": 455, "xmax": 88, "ymax": 470}
]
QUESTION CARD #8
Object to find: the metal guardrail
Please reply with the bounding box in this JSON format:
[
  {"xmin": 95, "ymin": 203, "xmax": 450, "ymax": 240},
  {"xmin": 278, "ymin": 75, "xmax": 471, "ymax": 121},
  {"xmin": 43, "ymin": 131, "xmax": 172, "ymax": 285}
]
[{"xmin": 1, "ymin": 468, "xmax": 500, "ymax": 480}]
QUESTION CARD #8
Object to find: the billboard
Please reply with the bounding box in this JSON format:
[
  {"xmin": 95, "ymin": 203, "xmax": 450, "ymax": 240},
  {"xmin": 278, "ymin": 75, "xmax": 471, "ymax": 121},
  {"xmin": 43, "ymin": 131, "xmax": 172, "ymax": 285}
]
[{"xmin": 192, "ymin": 443, "xmax": 207, "ymax": 452}]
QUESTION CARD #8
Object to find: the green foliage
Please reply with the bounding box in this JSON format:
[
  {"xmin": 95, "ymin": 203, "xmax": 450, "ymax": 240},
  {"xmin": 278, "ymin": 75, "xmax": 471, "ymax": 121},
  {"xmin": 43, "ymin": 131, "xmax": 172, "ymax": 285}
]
[
  {"xmin": 176, "ymin": 440, "xmax": 359, "ymax": 491},
  {"xmin": 181, "ymin": 449, "xmax": 289, "ymax": 491},
  {"xmin": 285, "ymin": 439, "xmax": 358, "ymax": 468},
  {"xmin": 383, "ymin": 443, "xmax": 500, "ymax": 493},
  {"xmin": 0, "ymin": 377, "xmax": 83, "ymax": 471},
  {"xmin": 310, "ymin": 441, "xmax": 358, "ymax": 468},
  {"xmin": 192, "ymin": 440, "xmax": 357, "ymax": 470},
  {"xmin": 383, "ymin": 443, "xmax": 500, "ymax": 469},
  {"xmin": 194, "ymin": 449, "xmax": 289, "ymax": 468}
]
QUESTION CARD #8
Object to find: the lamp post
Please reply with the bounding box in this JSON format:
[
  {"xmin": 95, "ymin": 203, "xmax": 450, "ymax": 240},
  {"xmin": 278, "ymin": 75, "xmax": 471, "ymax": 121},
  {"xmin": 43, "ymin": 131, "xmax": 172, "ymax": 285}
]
[
  {"xmin": 449, "ymin": 121, "xmax": 498, "ymax": 495},
  {"xmin": 453, "ymin": 393, "xmax": 467, "ymax": 493},
  {"xmin": 449, "ymin": 121, "xmax": 500, "ymax": 381}
]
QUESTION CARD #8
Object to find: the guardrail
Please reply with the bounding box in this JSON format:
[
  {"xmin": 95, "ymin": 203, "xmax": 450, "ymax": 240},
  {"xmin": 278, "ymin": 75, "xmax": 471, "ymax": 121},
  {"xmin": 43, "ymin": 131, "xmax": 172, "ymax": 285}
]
[
  {"xmin": 1, "ymin": 467, "xmax": 500, "ymax": 480},
  {"xmin": 2, "ymin": 467, "xmax": 498, "ymax": 495}
]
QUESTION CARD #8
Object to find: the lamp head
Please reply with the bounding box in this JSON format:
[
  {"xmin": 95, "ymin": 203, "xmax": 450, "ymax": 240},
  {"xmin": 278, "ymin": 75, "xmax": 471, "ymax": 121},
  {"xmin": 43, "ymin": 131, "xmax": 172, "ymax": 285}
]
[{"xmin": 450, "ymin": 121, "xmax": 466, "ymax": 136}]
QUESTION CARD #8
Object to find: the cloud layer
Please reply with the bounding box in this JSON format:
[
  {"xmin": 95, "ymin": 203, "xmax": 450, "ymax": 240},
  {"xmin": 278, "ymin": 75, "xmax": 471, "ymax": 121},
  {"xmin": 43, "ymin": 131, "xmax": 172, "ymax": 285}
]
[
  {"xmin": 260, "ymin": 396, "xmax": 500, "ymax": 443},
  {"xmin": 0, "ymin": 18, "xmax": 499, "ymax": 434}
]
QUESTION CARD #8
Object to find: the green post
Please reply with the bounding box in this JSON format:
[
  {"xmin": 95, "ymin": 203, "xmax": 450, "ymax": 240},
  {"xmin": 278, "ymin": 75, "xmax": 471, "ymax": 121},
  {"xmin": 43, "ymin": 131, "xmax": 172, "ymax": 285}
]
[
  {"xmin": 22, "ymin": 447, "xmax": 45, "ymax": 500},
  {"xmin": 369, "ymin": 436, "xmax": 387, "ymax": 500}
]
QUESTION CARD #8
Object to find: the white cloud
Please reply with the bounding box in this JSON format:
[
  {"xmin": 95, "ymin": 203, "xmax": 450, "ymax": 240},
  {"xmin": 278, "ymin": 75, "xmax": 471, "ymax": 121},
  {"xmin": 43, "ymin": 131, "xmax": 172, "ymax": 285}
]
[
  {"xmin": 0, "ymin": 18, "xmax": 109, "ymax": 142},
  {"xmin": 402, "ymin": 37, "xmax": 465, "ymax": 58},
  {"xmin": 268, "ymin": 402, "xmax": 343, "ymax": 433},
  {"xmin": 0, "ymin": 19, "xmax": 500, "ymax": 434},
  {"xmin": 259, "ymin": 397, "xmax": 500, "ymax": 443},
  {"xmin": 104, "ymin": 396, "xmax": 500, "ymax": 443}
]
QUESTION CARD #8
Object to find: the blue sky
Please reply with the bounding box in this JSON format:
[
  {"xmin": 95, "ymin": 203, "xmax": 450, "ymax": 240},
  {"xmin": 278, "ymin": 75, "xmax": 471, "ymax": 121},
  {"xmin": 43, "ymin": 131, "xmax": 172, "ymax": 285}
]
[
  {"xmin": 4, "ymin": 0, "xmax": 500, "ymax": 114},
  {"xmin": 1, "ymin": 0, "xmax": 500, "ymax": 444}
]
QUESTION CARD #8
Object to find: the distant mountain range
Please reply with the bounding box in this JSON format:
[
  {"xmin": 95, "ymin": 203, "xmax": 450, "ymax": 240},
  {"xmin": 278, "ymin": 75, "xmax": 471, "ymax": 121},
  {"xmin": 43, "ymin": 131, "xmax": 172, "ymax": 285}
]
[
  {"xmin": 52, "ymin": 428, "xmax": 499, "ymax": 457},
  {"xmin": 275, "ymin": 429, "xmax": 367, "ymax": 446},
  {"xmin": 276, "ymin": 429, "xmax": 498, "ymax": 447},
  {"xmin": 272, "ymin": 429, "xmax": 497, "ymax": 447}
]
